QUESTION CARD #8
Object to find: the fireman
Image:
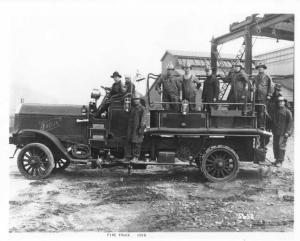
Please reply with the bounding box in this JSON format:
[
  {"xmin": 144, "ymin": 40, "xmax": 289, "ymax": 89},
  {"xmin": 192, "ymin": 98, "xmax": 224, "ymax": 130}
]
[
  {"xmin": 124, "ymin": 74, "xmax": 136, "ymax": 95},
  {"xmin": 98, "ymin": 71, "xmax": 126, "ymax": 115},
  {"xmin": 202, "ymin": 65, "xmax": 219, "ymax": 112},
  {"xmin": 124, "ymin": 93, "xmax": 147, "ymax": 162},
  {"xmin": 180, "ymin": 62, "xmax": 201, "ymax": 111},
  {"xmin": 271, "ymin": 96, "xmax": 293, "ymax": 167},
  {"xmin": 267, "ymin": 83, "xmax": 282, "ymax": 130},
  {"xmin": 108, "ymin": 71, "xmax": 125, "ymax": 98},
  {"xmin": 155, "ymin": 62, "xmax": 181, "ymax": 111},
  {"xmin": 253, "ymin": 62, "xmax": 274, "ymax": 128},
  {"xmin": 223, "ymin": 61, "xmax": 251, "ymax": 110}
]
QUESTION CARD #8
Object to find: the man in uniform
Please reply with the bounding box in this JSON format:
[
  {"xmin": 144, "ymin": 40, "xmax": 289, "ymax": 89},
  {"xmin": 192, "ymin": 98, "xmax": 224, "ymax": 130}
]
[
  {"xmin": 253, "ymin": 62, "xmax": 274, "ymax": 128},
  {"xmin": 223, "ymin": 61, "xmax": 251, "ymax": 110},
  {"xmin": 98, "ymin": 71, "xmax": 125, "ymax": 115},
  {"xmin": 155, "ymin": 62, "xmax": 181, "ymax": 111},
  {"xmin": 124, "ymin": 74, "xmax": 136, "ymax": 95},
  {"xmin": 202, "ymin": 65, "xmax": 219, "ymax": 112},
  {"xmin": 124, "ymin": 93, "xmax": 147, "ymax": 162},
  {"xmin": 107, "ymin": 71, "xmax": 125, "ymax": 98},
  {"xmin": 267, "ymin": 83, "xmax": 282, "ymax": 130},
  {"xmin": 271, "ymin": 96, "xmax": 293, "ymax": 167},
  {"xmin": 180, "ymin": 62, "xmax": 201, "ymax": 112}
]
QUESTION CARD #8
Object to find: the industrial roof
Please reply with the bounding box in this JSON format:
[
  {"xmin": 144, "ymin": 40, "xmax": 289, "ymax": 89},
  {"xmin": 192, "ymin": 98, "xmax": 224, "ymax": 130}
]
[
  {"xmin": 254, "ymin": 45, "xmax": 294, "ymax": 58},
  {"xmin": 161, "ymin": 50, "xmax": 237, "ymax": 61}
]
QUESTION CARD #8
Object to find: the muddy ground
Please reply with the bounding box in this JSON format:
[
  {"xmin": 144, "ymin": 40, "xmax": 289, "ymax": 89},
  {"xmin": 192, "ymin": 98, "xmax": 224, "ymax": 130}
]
[{"xmin": 9, "ymin": 137, "xmax": 294, "ymax": 232}]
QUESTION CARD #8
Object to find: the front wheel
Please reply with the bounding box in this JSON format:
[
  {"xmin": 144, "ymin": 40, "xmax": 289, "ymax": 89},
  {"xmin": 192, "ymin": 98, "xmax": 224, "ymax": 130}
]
[
  {"xmin": 17, "ymin": 143, "xmax": 55, "ymax": 180},
  {"xmin": 201, "ymin": 145, "xmax": 239, "ymax": 182}
]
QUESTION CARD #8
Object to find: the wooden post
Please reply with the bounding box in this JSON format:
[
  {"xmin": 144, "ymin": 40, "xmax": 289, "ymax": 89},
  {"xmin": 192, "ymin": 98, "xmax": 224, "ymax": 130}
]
[
  {"xmin": 244, "ymin": 26, "xmax": 252, "ymax": 75},
  {"xmin": 211, "ymin": 37, "xmax": 218, "ymax": 75}
]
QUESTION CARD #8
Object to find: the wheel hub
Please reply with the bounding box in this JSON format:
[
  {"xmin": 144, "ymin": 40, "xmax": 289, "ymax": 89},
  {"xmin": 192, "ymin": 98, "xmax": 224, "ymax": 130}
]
[
  {"xmin": 29, "ymin": 156, "xmax": 41, "ymax": 167},
  {"xmin": 217, "ymin": 160, "xmax": 224, "ymax": 168}
]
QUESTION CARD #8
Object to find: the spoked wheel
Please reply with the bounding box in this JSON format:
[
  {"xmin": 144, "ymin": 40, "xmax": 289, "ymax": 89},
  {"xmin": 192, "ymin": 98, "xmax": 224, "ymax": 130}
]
[
  {"xmin": 17, "ymin": 143, "xmax": 55, "ymax": 180},
  {"xmin": 201, "ymin": 145, "xmax": 239, "ymax": 182},
  {"xmin": 54, "ymin": 157, "xmax": 70, "ymax": 170}
]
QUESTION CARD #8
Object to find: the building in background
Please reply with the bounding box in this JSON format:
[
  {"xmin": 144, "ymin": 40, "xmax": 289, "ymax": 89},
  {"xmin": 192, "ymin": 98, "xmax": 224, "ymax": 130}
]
[
  {"xmin": 160, "ymin": 50, "xmax": 237, "ymax": 76},
  {"xmin": 148, "ymin": 47, "xmax": 294, "ymax": 107},
  {"xmin": 254, "ymin": 45, "xmax": 294, "ymax": 103},
  {"xmin": 148, "ymin": 50, "xmax": 255, "ymax": 106}
]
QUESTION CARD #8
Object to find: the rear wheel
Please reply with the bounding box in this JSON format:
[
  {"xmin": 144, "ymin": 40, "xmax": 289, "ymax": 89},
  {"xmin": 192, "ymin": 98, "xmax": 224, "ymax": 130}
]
[
  {"xmin": 17, "ymin": 143, "xmax": 55, "ymax": 180},
  {"xmin": 201, "ymin": 145, "xmax": 239, "ymax": 182}
]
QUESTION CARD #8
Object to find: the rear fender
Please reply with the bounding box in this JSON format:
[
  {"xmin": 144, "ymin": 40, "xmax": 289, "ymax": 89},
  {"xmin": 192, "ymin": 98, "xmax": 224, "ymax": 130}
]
[{"xmin": 11, "ymin": 129, "xmax": 74, "ymax": 162}]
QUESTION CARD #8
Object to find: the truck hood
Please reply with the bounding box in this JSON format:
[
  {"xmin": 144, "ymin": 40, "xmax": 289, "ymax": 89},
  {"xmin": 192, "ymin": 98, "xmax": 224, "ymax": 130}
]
[{"xmin": 18, "ymin": 103, "xmax": 84, "ymax": 116}]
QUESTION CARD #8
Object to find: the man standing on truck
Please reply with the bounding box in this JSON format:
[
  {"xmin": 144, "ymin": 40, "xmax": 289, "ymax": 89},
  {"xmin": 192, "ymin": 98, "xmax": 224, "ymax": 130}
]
[
  {"xmin": 253, "ymin": 62, "xmax": 274, "ymax": 128},
  {"xmin": 202, "ymin": 65, "xmax": 219, "ymax": 112},
  {"xmin": 124, "ymin": 93, "xmax": 147, "ymax": 162},
  {"xmin": 222, "ymin": 61, "xmax": 251, "ymax": 110},
  {"xmin": 124, "ymin": 74, "xmax": 136, "ymax": 95},
  {"xmin": 271, "ymin": 96, "xmax": 293, "ymax": 167},
  {"xmin": 180, "ymin": 62, "xmax": 201, "ymax": 111},
  {"xmin": 155, "ymin": 62, "xmax": 181, "ymax": 111}
]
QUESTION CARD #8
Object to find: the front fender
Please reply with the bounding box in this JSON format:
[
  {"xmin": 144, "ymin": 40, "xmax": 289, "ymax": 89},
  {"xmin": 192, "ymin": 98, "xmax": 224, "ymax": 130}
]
[{"xmin": 9, "ymin": 129, "xmax": 74, "ymax": 162}]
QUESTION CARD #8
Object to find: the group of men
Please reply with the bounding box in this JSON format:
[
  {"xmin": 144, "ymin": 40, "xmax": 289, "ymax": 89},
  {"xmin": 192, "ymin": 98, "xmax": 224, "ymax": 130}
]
[
  {"xmin": 153, "ymin": 61, "xmax": 293, "ymax": 166},
  {"xmin": 102, "ymin": 62, "xmax": 293, "ymax": 166},
  {"xmin": 100, "ymin": 71, "xmax": 146, "ymax": 163},
  {"xmin": 105, "ymin": 71, "xmax": 136, "ymax": 99},
  {"xmin": 155, "ymin": 62, "xmax": 203, "ymax": 112}
]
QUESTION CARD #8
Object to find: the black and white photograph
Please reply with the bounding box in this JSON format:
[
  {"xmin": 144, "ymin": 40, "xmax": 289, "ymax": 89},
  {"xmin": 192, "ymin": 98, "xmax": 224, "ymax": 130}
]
[{"xmin": 2, "ymin": 0, "xmax": 299, "ymax": 240}]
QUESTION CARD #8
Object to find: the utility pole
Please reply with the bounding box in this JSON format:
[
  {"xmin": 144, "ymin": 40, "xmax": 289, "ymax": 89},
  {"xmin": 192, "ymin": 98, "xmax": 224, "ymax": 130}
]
[
  {"xmin": 244, "ymin": 26, "xmax": 252, "ymax": 75},
  {"xmin": 210, "ymin": 37, "xmax": 218, "ymax": 75}
]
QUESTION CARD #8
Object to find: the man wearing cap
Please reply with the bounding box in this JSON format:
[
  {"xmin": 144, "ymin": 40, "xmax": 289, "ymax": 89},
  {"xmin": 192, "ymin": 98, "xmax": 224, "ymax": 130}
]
[
  {"xmin": 267, "ymin": 83, "xmax": 282, "ymax": 130},
  {"xmin": 180, "ymin": 62, "xmax": 201, "ymax": 112},
  {"xmin": 155, "ymin": 62, "xmax": 181, "ymax": 111},
  {"xmin": 202, "ymin": 65, "xmax": 219, "ymax": 112},
  {"xmin": 124, "ymin": 74, "xmax": 136, "ymax": 95},
  {"xmin": 124, "ymin": 93, "xmax": 147, "ymax": 162},
  {"xmin": 253, "ymin": 63, "xmax": 274, "ymax": 128},
  {"xmin": 223, "ymin": 61, "xmax": 251, "ymax": 110},
  {"xmin": 271, "ymin": 96, "xmax": 293, "ymax": 167}
]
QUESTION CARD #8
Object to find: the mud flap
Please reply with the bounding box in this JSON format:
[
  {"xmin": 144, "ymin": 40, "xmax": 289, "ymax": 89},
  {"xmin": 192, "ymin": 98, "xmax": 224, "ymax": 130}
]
[{"xmin": 254, "ymin": 147, "xmax": 267, "ymax": 164}]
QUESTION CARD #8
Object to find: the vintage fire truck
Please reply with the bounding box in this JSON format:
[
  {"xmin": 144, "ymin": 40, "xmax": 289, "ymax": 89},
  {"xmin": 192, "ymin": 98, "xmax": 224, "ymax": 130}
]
[{"xmin": 9, "ymin": 73, "xmax": 271, "ymax": 182}]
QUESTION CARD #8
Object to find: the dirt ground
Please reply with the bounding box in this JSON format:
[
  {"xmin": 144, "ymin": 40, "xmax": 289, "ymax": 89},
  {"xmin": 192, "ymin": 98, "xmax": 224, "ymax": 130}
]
[{"xmin": 9, "ymin": 137, "xmax": 294, "ymax": 232}]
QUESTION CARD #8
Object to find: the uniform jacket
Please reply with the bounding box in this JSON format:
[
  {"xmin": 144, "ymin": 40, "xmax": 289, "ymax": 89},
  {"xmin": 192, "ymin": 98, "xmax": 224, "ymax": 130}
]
[
  {"xmin": 253, "ymin": 73, "xmax": 273, "ymax": 103},
  {"xmin": 226, "ymin": 70, "xmax": 251, "ymax": 103},
  {"xmin": 181, "ymin": 74, "xmax": 199, "ymax": 101},
  {"xmin": 109, "ymin": 81, "xmax": 125, "ymax": 98},
  {"xmin": 271, "ymin": 106, "xmax": 293, "ymax": 136},
  {"xmin": 202, "ymin": 75, "xmax": 220, "ymax": 102},
  {"xmin": 125, "ymin": 81, "xmax": 135, "ymax": 95},
  {"xmin": 127, "ymin": 104, "xmax": 147, "ymax": 143},
  {"xmin": 155, "ymin": 74, "xmax": 181, "ymax": 97}
]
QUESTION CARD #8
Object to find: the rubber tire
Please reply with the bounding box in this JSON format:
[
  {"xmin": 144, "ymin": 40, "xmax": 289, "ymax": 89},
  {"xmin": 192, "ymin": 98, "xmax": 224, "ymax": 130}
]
[
  {"xmin": 17, "ymin": 143, "xmax": 55, "ymax": 180},
  {"xmin": 201, "ymin": 145, "xmax": 239, "ymax": 182}
]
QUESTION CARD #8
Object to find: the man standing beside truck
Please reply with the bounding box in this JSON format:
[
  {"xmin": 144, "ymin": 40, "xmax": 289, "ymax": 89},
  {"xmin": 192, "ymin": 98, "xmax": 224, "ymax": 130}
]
[
  {"xmin": 124, "ymin": 93, "xmax": 147, "ymax": 162},
  {"xmin": 271, "ymin": 96, "xmax": 293, "ymax": 167}
]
